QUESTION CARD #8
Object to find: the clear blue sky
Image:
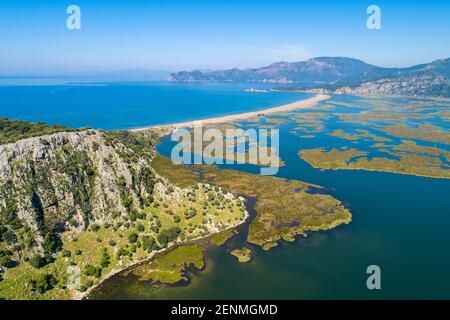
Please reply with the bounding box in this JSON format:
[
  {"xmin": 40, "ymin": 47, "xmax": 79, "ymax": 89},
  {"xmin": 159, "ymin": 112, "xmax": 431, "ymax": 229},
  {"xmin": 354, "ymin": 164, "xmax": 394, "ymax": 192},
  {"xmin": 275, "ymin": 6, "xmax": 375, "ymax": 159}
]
[{"xmin": 0, "ymin": 0, "xmax": 449, "ymax": 75}]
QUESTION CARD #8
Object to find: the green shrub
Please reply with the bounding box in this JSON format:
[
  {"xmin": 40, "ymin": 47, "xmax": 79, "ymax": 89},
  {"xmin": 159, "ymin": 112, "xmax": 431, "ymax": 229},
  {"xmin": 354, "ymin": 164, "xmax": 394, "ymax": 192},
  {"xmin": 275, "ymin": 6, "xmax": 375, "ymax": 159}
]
[
  {"xmin": 29, "ymin": 254, "xmax": 46, "ymax": 268},
  {"xmin": 141, "ymin": 236, "xmax": 156, "ymax": 252},
  {"xmin": 61, "ymin": 250, "xmax": 71, "ymax": 257},
  {"xmin": 9, "ymin": 217, "xmax": 22, "ymax": 230},
  {"xmin": 184, "ymin": 208, "xmax": 197, "ymax": 220},
  {"xmin": 100, "ymin": 249, "xmax": 110, "ymax": 268},
  {"xmin": 43, "ymin": 231, "xmax": 60, "ymax": 253},
  {"xmin": 84, "ymin": 265, "xmax": 102, "ymax": 278},
  {"xmin": 30, "ymin": 274, "xmax": 56, "ymax": 294},
  {"xmin": 128, "ymin": 232, "xmax": 138, "ymax": 243},
  {"xmin": 157, "ymin": 227, "xmax": 181, "ymax": 247},
  {"xmin": 0, "ymin": 251, "xmax": 13, "ymax": 268},
  {"xmin": 0, "ymin": 117, "xmax": 78, "ymax": 145},
  {"xmin": 117, "ymin": 247, "xmax": 132, "ymax": 259}
]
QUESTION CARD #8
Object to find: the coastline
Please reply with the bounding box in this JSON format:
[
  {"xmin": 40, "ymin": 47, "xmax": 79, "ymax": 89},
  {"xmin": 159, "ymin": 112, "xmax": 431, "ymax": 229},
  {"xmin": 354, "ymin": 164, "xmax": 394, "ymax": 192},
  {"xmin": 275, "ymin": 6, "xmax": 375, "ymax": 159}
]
[
  {"xmin": 79, "ymin": 208, "xmax": 250, "ymax": 300},
  {"xmin": 129, "ymin": 94, "xmax": 330, "ymax": 131},
  {"xmin": 301, "ymin": 157, "xmax": 450, "ymax": 180},
  {"xmin": 19, "ymin": 93, "xmax": 328, "ymax": 300}
]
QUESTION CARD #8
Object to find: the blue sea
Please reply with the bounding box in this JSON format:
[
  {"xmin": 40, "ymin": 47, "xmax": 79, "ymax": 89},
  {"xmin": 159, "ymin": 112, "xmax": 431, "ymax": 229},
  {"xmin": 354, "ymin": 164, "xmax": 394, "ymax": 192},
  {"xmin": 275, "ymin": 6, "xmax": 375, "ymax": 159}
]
[
  {"xmin": 0, "ymin": 80, "xmax": 311, "ymax": 130},
  {"xmin": 1, "ymin": 80, "xmax": 449, "ymax": 299}
]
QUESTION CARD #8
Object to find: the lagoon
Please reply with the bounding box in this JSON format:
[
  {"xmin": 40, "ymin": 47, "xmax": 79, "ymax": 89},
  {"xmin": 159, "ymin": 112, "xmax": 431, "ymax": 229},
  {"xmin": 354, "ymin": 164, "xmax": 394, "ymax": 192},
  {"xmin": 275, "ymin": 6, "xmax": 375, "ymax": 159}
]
[
  {"xmin": 1, "ymin": 82, "xmax": 449, "ymax": 299},
  {"xmin": 91, "ymin": 94, "xmax": 450, "ymax": 299}
]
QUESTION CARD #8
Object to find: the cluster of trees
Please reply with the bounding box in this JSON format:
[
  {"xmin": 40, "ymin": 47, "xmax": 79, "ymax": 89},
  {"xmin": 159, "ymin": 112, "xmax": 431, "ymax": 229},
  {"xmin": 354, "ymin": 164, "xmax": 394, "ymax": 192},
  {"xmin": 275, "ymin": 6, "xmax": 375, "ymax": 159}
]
[
  {"xmin": 100, "ymin": 249, "xmax": 110, "ymax": 268},
  {"xmin": 25, "ymin": 231, "xmax": 61, "ymax": 269},
  {"xmin": 0, "ymin": 250, "xmax": 13, "ymax": 268},
  {"xmin": 173, "ymin": 215, "xmax": 181, "ymax": 223},
  {"xmin": 141, "ymin": 235, "xmax": 158, "ymax": 252},
  {"xmin": 128, "ymin": 232, "xmax": 138, "ymax": 243},
  {"xmin": 129, "ymin": 210, "xmax": 146, "ymax": 222},
  {"xmin": 103, "ymin": 130, "xmax": 159, "ymax": 168},
  {"xmin": 117, "ymin": 247, "xmax": 132, "ymax": 259},
  {"xmin": 0, "ymin": 117, "xmax": 77, "ymax": 145},
  {"xmin": 0, "ymin": 197, "xmax": 22, "ymax": 249},
  {"xmin": 29, "ymin": 274, "xmax": 56, "ymax": 294},
  {"xmin": 84, "ymin": 264, "xmax": 102, "ymax": 278},
  {"xmin": 29, "ymin": 254, "xmax": 47, "ymax": 268},
  {"xmin": 157, "ymin": 227, "xmax": 181, "ymax": 247},
  {"xmin": 184, "ymin": 208, "xmax": 197, "ymax": 220}
]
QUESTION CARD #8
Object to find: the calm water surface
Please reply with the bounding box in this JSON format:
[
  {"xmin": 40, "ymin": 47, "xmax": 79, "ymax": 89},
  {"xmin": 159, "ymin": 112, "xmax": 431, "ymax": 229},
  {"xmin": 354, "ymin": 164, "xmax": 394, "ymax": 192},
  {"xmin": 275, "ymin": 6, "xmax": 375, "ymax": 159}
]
[
  {"xmin": 0, "ymin": 81, "xmax": 310, "ymax": 129},
  {"xmin": 2, "ymin": 82, "xmax": 448, "ymax": 299},
  {"xmin": 91, "ymin": 95, "xmax": 450, "ymax": 299}
]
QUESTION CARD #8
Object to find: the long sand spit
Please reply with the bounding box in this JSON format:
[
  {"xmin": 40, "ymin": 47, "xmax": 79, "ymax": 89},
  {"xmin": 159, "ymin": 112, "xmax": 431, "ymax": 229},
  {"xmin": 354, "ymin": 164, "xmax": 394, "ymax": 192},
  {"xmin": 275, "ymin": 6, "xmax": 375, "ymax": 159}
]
[{"xmin": 130, "ymin": 94, "xmax": 330, "ymax": 131}]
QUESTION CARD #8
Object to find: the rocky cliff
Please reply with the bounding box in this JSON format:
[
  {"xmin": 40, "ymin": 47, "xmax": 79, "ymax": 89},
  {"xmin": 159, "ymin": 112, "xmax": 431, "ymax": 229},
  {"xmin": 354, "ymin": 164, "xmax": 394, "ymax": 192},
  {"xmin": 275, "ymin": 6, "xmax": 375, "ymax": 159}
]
[{"xmin": 0, "ymin": 129, "xmax": 159, "ymax": 265}]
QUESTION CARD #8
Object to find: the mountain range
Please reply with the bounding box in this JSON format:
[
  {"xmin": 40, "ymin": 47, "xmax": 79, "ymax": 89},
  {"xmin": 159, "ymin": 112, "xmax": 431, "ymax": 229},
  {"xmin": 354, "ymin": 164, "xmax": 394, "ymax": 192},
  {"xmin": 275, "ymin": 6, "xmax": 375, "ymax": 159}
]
[{"xmin": 168, "ymin": 57, "xmax": 450, "ymax": 97}]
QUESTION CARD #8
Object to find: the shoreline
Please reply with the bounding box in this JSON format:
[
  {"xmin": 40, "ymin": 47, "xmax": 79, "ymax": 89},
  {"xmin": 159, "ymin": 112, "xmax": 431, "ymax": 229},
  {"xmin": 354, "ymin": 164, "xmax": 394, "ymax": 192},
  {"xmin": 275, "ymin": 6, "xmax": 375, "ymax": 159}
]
[
  {"xmin": 129, "ymin": 94, "xmax": 330, "ymax": 131},
  {"xmin": 79, "ymin": 207, "xmax": 250, "ymax": 300},
  {"xmin": 301, "ymin": 157, "xmax": 450, "ymax": 180}
]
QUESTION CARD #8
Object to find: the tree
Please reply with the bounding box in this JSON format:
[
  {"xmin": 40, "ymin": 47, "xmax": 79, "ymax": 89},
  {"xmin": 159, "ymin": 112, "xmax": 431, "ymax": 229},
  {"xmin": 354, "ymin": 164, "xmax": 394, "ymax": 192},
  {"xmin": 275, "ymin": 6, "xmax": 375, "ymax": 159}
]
[
  {"xmin": 61, "ymin": 250, "xmax": 71, "ymax": 257},
  {"xmin": 30, "ymin": 274, "xmax": 56, "ymax": 294},
  {"xmin": 2, "ymin": 230, "xmax": 17, "ymax": 244},
  {"xmin": 9, "ymin": 217, "xmax": 22, "ymax": 230},
  {"xmin": 43, "ymin": 231, "xmax": 60, "ymax": 253},
  {"xmin": 128, "ymin": 232, "xmax": 138, "ymax": 243},
  {"xmin": 184, "ymin": 208, "xmax": 197, "ymax": 220},
  {"xmin": 129, "ymin": 210, "xmax": 138, "ymax": 222},
  {"xmin": 0, "ymin": 251, "xmax": 13, "ymax": 268},
  {"xmin": 157, "ymin": 227, "xmax": 181, "ymax": 247},
  {"xmin": 122, "ymin": 197, "xmax": 133, "ymax": 212},
  {"xmin": 84, "ymin": 264, "xmax": 102, "ymax": 278},
  {"xmin": 116, "ymin": 247, "xmax": 132, "ymax": 259},
  {"xmin": 29, "ymin": 254, "xmax": 45, "ymax": 268},
  {"xmin": 141, "ymin": 235, "xmax": 155, "ymax": 252},
  {"xmin": 100, "ymin": 249, "xmax": 110, "ymax": 268}
]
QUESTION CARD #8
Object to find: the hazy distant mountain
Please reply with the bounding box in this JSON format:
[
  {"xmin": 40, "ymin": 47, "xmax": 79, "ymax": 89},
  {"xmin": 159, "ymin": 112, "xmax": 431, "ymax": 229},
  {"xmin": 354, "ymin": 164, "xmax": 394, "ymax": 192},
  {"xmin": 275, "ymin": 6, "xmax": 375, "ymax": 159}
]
[
  {"xmin": 169, "ymin": 57, "xmax": 450, "ymax": 97},
  {"xmin": 277, "ymin": 58, "xmax": 450, "ymax": 97},
  {"xmin": 168, "ymin": 57, "xmax": 381, "ymax": 84}
]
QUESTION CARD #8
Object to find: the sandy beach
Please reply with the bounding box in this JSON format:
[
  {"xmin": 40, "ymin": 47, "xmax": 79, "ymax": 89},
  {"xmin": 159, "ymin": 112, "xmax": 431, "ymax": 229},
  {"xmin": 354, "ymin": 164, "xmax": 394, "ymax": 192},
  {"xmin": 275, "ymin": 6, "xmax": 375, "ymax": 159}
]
[{"xmin": 130, "ymin": 94, "xmax": 330, "ymax": 131}]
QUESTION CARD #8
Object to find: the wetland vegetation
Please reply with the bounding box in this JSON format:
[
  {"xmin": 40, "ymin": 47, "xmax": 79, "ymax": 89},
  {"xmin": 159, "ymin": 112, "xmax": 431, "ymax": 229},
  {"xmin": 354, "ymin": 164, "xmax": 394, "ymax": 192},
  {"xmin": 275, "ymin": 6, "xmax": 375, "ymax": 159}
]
[
  {"xmin": 151, "ymin": 155, "xmax": 352, "ymax": 249},
  {"xmin": 294, "ymin": 95, "xmax": 449, "ymax": 179},
  {"xmin": 230, "ymin": 247, "xmax": 252, "ymax": 263}
]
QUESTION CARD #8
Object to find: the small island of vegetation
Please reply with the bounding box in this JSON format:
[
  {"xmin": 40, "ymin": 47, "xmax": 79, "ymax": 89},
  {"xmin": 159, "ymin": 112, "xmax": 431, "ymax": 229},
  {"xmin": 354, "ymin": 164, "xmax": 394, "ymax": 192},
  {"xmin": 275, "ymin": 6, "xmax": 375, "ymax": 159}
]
[{"xmin": 230, "ymin": 247, "xmax": 252, "ymax": 263}]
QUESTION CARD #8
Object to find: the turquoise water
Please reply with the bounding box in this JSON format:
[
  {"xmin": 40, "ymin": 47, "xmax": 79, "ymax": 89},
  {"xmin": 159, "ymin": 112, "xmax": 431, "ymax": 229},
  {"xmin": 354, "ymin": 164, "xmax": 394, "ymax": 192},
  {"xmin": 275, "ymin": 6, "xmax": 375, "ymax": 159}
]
[
  {"xmin": 91, "ymin": 94, "xmax": 450, "ymax": 299},
  {"xmin": 2, "ymin": 82, "xmax": 449, "ymax": 299},
  {"xmin": 0, "ymin": 81, "xmax": 311, "ymax": 130}
]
